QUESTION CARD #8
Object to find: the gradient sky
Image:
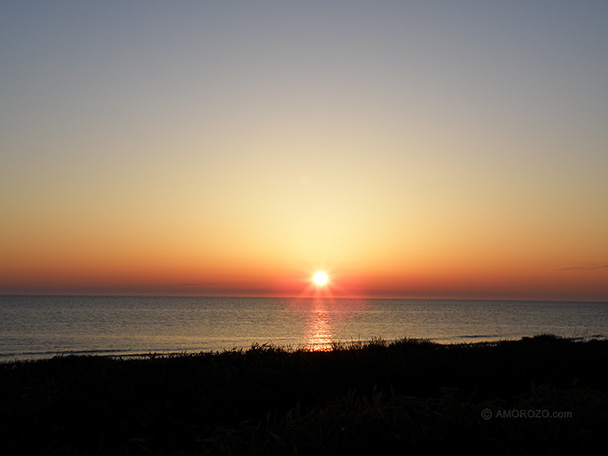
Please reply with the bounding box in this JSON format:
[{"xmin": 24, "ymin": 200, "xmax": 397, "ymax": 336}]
[{"xmin": 1, "ymin": 1, "xmax": 607, "ymax": 300}]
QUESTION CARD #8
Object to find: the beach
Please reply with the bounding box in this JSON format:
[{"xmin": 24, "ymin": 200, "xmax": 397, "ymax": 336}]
[
  {"xmin": 2, "ymin": 335, "xmax": 607, "ymax": 455},
  {"xmin": 3, "ymin": 3, "xmax": 608, "ymax": 453}
]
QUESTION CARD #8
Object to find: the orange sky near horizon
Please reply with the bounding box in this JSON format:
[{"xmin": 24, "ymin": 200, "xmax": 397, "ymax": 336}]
[{"xmin": 1, "ymin": 2, "xmax": 607, "ymax": 301}]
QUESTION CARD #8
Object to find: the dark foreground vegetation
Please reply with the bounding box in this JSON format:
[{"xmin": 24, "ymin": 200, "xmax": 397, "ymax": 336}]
[{"xmin": 2, "ymin": 335, "xmax": 608, "ymax": 455}]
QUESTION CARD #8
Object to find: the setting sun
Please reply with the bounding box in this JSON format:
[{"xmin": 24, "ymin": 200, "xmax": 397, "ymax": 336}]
[{"xmin": 313, "ymin": 272, "xmax": 328, "ymax": 286}]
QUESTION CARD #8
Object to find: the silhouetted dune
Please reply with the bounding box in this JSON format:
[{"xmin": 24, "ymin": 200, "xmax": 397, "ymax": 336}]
[{"xmin": 1, "ymin": 335, "xmax": 607, "ymax": 455}]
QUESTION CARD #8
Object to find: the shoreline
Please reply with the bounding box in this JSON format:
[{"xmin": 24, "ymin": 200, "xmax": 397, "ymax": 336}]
[{"xmin": 2, "ymin": 333, "xmax": 606, "ymax": 363}]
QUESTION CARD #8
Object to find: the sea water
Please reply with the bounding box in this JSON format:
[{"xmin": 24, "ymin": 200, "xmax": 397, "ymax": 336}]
[{"xmin": 1, "ymin": 296, "xmax": 607, "ymax": 360}]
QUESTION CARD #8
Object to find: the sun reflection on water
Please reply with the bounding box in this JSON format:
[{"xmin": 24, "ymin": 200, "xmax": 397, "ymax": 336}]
[
  {"xmin": 307, "ymin": 298, "xmax": 333, "ymax": 350},
  {"xmin": 290, "ymin": 297, "xmax": 369, "ymax": 351}
]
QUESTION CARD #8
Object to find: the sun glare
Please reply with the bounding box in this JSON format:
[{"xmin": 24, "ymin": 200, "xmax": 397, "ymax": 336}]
[{"xmin": 313, "ymin": 271, "xmax": 328, "ymax": 286}]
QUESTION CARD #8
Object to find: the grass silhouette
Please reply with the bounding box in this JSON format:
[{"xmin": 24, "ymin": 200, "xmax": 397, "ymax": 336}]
[{"xmin": 1, "ymin": 335, "xmax": 607, "ymax": 454}]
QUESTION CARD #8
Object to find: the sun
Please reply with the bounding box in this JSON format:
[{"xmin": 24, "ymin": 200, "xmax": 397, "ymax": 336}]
[{"xmin": 313, "ymin": 271, "xmax": 328, "ymax": 286}]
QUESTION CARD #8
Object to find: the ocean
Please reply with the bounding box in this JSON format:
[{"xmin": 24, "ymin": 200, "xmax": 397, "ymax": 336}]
[{"xmin": 1, "ymin": 296, "xmax": 607, "ymax": 360}]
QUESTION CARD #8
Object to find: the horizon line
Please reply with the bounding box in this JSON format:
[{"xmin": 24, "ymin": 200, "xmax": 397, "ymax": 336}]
[{"xmin": 1, "ymin": 292, "xmax": 607, "ymax": 304}]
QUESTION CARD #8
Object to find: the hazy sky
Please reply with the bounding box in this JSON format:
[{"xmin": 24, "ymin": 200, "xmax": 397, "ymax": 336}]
[{"xmin": 1, "ymin": 1, "xmax": 607, "ymax": 300}]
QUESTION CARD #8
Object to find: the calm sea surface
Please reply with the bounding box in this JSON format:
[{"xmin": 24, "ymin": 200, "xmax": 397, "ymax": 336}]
[{"xmin": 1, "ymin": 296, "xmax": 607, "ymax": 360}]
